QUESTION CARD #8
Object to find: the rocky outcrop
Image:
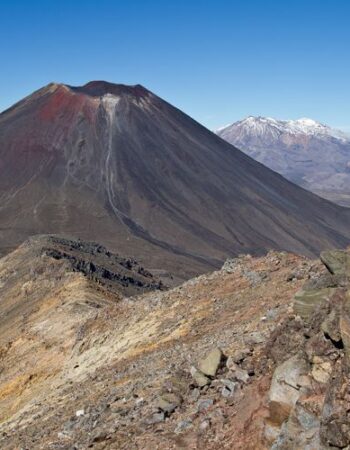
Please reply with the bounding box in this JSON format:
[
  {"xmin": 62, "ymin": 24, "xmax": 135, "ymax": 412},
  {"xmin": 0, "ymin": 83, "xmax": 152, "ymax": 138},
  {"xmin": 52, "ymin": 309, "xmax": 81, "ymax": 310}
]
[
  {"xmin": 340, "ymin": 292, "xmax": 350, "ymax": 367},
  {"xmin": 320, "ymin": 249, "xmax": 350, "ymax": 276},
  {"xmin": 320, "ymin": 362, "xmax": 350, "ymax": 448},
  {"xmin": 268, "ymin": 355, "xmax": 309, "ymax": 426},
  {"xmin": 293, "ymin": 287, "xmax": 336, "ymax": 319},
  {"xmin": 265, "ymin": 249, "xmax": 350, "ymax": 449},
  {"xmin": 32, "ymin": 235, "xmax": 165, "ymax": 294}
]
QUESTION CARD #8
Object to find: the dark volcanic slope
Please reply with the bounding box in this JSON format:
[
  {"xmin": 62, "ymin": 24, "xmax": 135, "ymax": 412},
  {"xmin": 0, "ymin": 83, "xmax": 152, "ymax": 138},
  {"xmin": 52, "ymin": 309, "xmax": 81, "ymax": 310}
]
[{"xmin": 1, "ymin": 81, "xmax": 350, "ymax": 279}]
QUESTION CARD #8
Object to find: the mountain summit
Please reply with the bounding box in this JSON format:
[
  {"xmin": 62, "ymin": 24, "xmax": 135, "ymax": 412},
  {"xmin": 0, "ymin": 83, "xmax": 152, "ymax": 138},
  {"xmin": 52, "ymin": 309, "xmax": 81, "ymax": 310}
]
[
  {"xmin": 2, "ymin": 82, "xmax": 350, "ymax": 279},
  {"xmin": 217, "ymin": 116, "xmax": 349, "ymax": 140},
  {"xmin": 217, "ymin": 116, "xmax": 350, "ymax": 205},
  {"xmin": 68, "ymin": 80, "xmax": 148, "ymax": 97}
]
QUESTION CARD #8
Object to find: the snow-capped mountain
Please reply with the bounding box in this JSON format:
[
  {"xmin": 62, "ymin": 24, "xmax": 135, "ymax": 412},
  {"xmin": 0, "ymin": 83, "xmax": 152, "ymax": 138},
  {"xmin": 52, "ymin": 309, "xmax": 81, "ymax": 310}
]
[
  {"xmin": 217, "ymin": 116, "xmax": 349, "ymax": 142},
  {"xmin": 216, "ymin": 116, "xmax": 350, "ymax": 206}
]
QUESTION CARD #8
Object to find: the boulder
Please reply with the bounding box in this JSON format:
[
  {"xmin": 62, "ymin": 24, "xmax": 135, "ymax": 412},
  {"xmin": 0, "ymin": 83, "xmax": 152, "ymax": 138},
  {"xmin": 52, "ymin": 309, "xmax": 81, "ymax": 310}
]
[
  {"xmin": 268, "ymin": 355, "xmax": 309, "ymax": 426},
  {"xmin": 228, "ymin": 348, "xmax": 251, "ymax": 364},
  {"xmin": 270, "ymin": 402, "xmax": 321, "ymax": 450},
  {"xmin": 234, "ymin": 367, "xmax": 249, "ymax": 383},
  {"xmin": 145, "ymin": 411, "xmax": 165, "ymax": 425},
  {"xmin": 226, "ymin": 357, "xmax": 238, "ymax": 371},
  {"xmin": 321, "ymin": 309, "xmax": 342, "ymax": 344},
  {"xmin": 189, "ymin": 387, "xmax": 200, "ymax": 403},
  {"xmin": 311, "ymin": 356, "xmax": 332, "ymax": 384},
  {"xmin": 198, "ymin": 348, "xmax": 223, "ymax": 377},
  {"xmin": 320, "ymin": 250, "xmax": 350, "ymax": 276},
  {"xmin": 163, "ymin": 373, "xmax": 188, "ymax": 395},
  {"xmin": 293, "ymin": 288, "xmax": 335, "ymax": 319},
  {"xmin": 156, "ymin": 392, "xmax": 182, "ymax": 414},
  {"xmin": 190, "ymin": 366, "xmax": 210, "ymax": 387},
  {"xmin": 175, "ymin": 419, "xmax": 193, "ymax": 434},
  {"xmin": 226, "ymin": 360, "xmax": 250, "ymax": 383}
]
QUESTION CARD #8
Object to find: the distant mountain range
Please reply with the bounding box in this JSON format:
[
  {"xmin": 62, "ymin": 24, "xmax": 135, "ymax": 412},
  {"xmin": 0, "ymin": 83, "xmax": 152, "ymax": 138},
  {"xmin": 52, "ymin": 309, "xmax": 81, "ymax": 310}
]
[{"xmin": 216, "ymin": 116, "xmax": 350, "ymax": 206}]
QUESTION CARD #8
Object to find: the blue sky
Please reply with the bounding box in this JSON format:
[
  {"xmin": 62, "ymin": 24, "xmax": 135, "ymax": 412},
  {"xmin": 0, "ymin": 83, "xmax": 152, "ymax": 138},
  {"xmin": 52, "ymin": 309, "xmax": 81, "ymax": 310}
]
[{"xmin": 1, "ymin": 0, "xmax": 349, "ymax": 130}]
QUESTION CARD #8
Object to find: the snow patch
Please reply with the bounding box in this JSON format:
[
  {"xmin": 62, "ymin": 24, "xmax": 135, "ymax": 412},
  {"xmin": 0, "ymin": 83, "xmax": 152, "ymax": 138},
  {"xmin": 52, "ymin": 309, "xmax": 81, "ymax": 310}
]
[{"xmin": 101, "ymin": 94, "xmax": 120, "ymax": 120}]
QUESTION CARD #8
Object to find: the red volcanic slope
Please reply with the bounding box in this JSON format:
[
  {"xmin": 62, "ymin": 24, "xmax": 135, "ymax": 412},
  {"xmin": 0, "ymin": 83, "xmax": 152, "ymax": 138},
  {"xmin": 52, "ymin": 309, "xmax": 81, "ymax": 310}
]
[{"xmin": 1, "ymin": 81, "xmax": 350, "ymax": 280}]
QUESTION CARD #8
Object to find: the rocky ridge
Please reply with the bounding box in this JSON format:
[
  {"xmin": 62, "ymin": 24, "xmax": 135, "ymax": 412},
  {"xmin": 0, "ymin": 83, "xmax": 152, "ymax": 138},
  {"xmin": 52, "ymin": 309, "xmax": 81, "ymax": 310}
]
[
  {"xmin": 0, "ymin": 240, "xmax": 350, "ymax": 448},
  {"xmin": 264, "ymin": 248, "xmax": 350, "ymax": 448}
]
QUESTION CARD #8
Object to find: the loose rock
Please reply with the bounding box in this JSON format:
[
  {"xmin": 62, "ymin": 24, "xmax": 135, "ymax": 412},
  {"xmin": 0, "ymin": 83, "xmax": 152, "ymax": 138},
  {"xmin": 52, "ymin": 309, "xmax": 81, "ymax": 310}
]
[
  {"xmin": 145, "ymin": 411, "xmax": 165, "ymax": 425},
  {"xmin": 190, "ymin": 366, "xmax": 210, "ymax": 387},
  {"xmin": 196, "ymin": 398, "xmax": 214, "ymax": 412},
  {"xmin": 175, "ymin": 419, "xmax": 192, "ymax": 434},
  {"xmin": 156, "ymin": 393, "xmax": 182, "ymax": 414},
  {"xmin": 198, "ymin": 348, "xmax": 223, "ymax": 377}
]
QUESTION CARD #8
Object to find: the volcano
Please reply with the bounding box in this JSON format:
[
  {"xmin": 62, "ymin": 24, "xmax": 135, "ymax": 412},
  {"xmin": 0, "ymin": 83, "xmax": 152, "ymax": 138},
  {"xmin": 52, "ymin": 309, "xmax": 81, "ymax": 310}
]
[
  {"xmin": 1, "ymin": 81, "xmax": 350, "ymax": 280},
  {"xmin": 216, "ymin": 116, "xmax": 350, "ymax": 206}
]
